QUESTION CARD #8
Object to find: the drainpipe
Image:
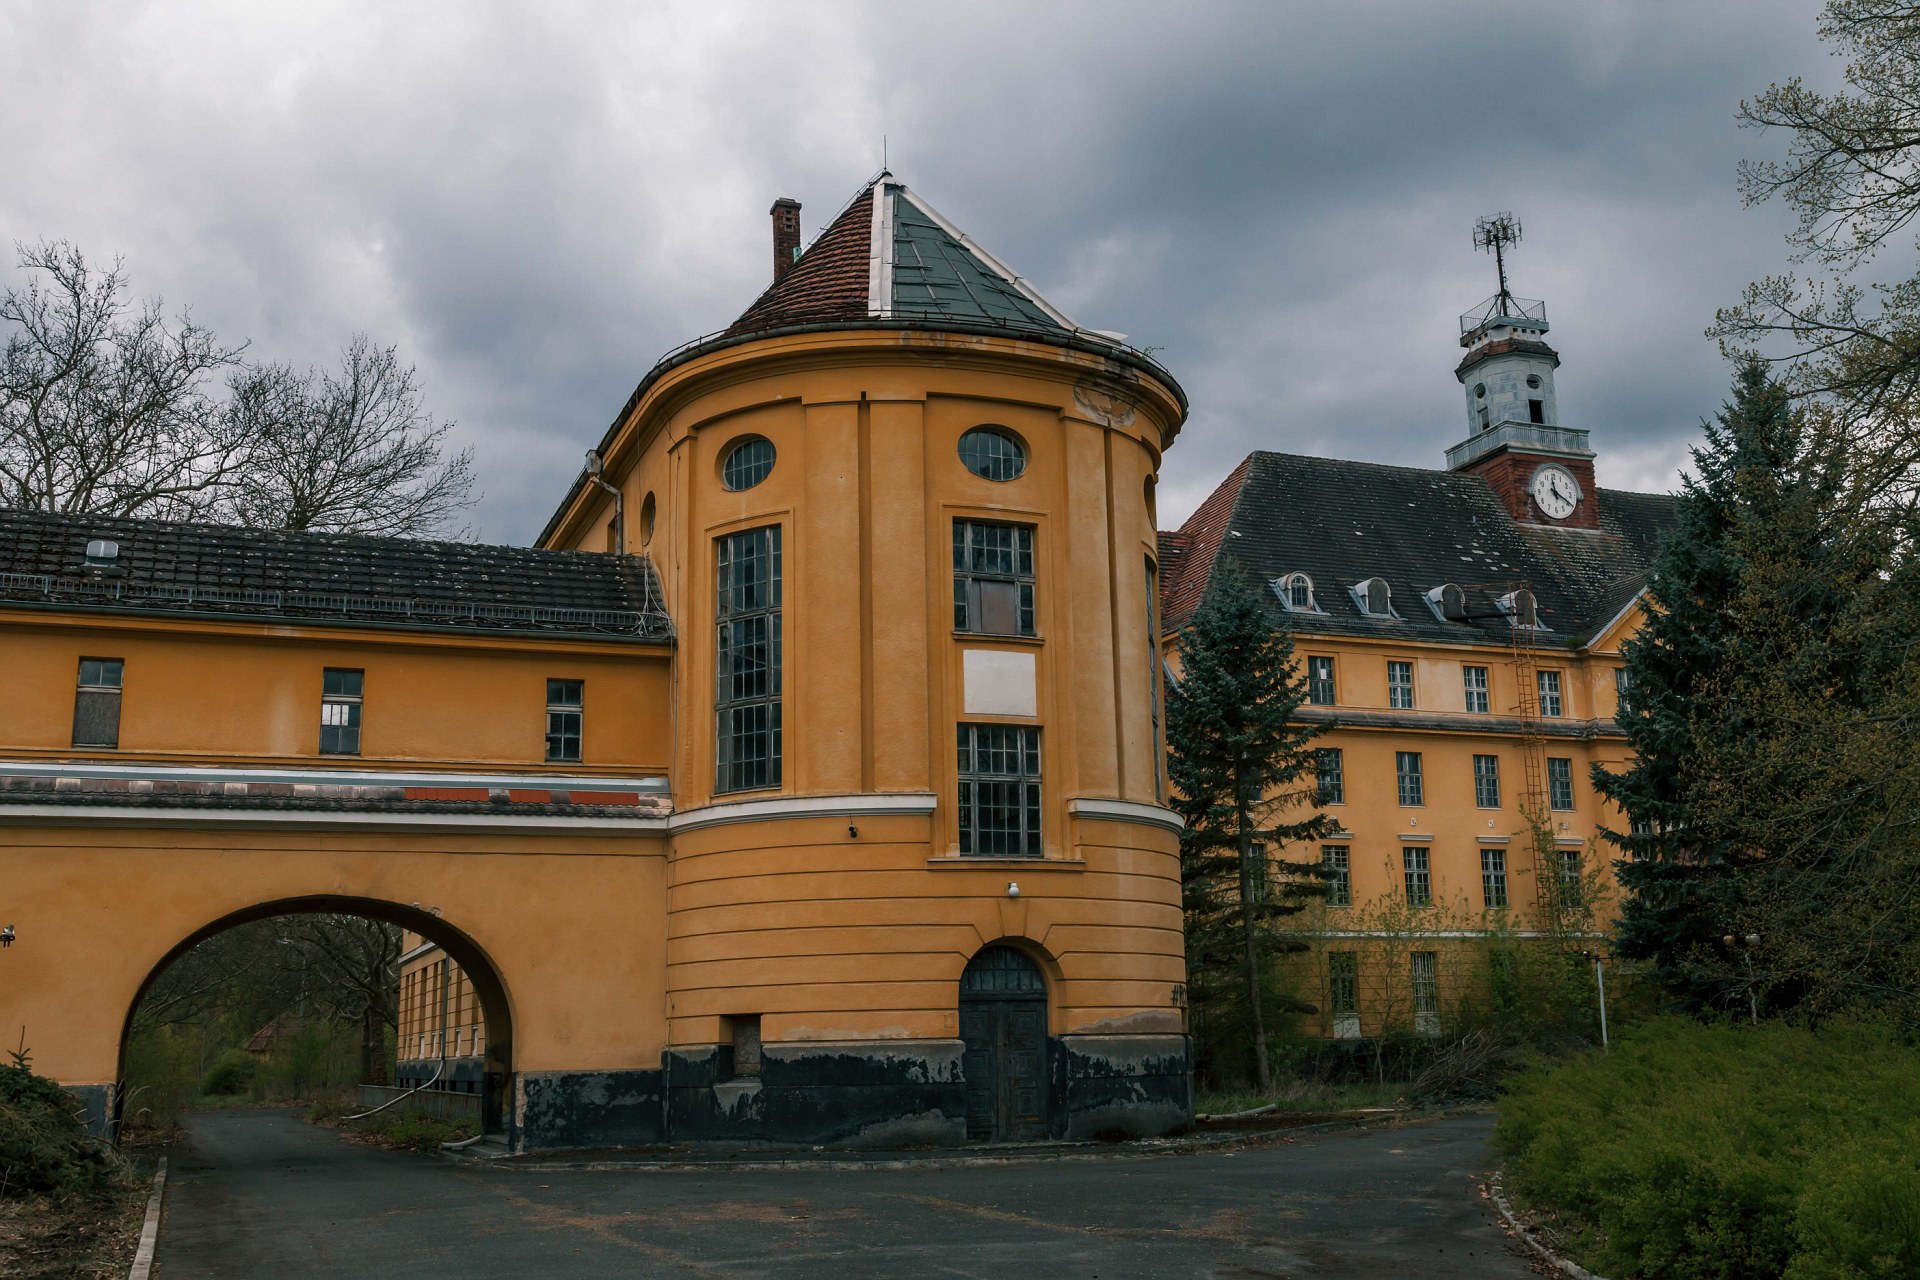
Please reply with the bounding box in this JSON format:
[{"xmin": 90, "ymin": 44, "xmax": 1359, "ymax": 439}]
[{"xmin": 585, "ymin": 450, "xmax": 625, "ymax": 553}]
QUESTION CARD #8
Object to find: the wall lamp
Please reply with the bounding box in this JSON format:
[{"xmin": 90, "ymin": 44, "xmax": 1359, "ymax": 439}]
[
  {"xmin": 1, "ymin": 925, "xmax": 14, "ymax": 948},
  {"xmin": 1006, "ymin": 882, "xmax": 1020, "ymax": 899}
]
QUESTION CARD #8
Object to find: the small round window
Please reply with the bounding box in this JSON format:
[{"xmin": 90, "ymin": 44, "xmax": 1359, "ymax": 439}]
[
  {"xmin": 721, "ymin": 436, "xmax": 775, "ymax": 491},
  {"xmin": 1473, "ymin": 383, "xmax": 1487, "ymax": 399},
  {"xmin": 1526, "ymin": 374, "xmax": 1542, "ymax": 390},
  {"xmin": 958, "ymin": 426, "xmax": 1026, "ymax": 482}
]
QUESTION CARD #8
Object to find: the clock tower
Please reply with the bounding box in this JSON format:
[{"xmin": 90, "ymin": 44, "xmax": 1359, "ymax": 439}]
[{"xmin": 1445, "ymin": 216, "xmax": 1599, "ymax": 530}]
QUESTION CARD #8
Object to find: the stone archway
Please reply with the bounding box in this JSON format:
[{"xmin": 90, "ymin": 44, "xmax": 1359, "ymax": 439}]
[{"xmin": 116, "ymin": 895, "xmax": 516, "ymax": 1138}]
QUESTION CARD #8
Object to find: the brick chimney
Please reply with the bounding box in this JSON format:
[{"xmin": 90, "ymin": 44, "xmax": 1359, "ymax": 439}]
[{"xmin": 770, "ymin": 198, "xmax": 802, "ymax": 284}]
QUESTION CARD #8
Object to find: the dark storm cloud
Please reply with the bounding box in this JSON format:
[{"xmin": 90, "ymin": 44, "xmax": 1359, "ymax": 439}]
[{"xmin": 0, "ymin": 1, "xmax": 1831, "ymax": 542}]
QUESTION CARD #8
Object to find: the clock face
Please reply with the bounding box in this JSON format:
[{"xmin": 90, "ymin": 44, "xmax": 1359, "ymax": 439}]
[{"xmin": 1530, "ymin": 464, "xmax": 1581, "ymax": 520}]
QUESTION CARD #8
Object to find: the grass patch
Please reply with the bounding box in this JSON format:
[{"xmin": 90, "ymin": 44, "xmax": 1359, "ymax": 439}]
[
  {"xmin": 1196, "ymin": 1079, "xmax": 1405, "ymax": 1116},
  {"xmin": 1496, "ymin": 1016, "xmax": 1920, "ymax": 1280},
  {"xmin": 307, "ymin": 1095, "xmax": 476, "ymax": 1153}
]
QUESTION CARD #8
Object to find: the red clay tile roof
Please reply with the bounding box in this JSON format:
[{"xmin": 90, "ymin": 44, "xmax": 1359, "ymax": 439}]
[
  {"xmin": 727, "ymin": 188, "xmax": 874, "ymax": 336},
  {"xmin": 1159, "ymin": 454, "xmax": 1257, "ymax": 630}
]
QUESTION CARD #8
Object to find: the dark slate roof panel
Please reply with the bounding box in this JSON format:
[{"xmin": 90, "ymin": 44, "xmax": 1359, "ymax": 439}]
[
  {"xmin": 1164, "ymin": 452, "xmax": 1677, "ymax": 649},
  {"xmin": 0, "ymin": 508, "xmax": 671, "ymax": 641},
  {"xmin": 889, "ymin": 189, "xmax": 1064, "ymax": 330}
]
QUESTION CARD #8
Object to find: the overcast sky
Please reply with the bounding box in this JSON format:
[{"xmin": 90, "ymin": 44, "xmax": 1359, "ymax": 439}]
[{"xmin": 0, "ymin": 1, "xmax": 1834, "ymax": 544}]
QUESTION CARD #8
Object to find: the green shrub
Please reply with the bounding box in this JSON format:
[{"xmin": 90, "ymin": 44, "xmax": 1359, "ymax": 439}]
[
  {"xmin": 1497, "ymin": 1018, "xmax": 1920, "ymax": 1280},
  {"xmin": 200, "ymin": 1049, "xmax": 257, "ymax": 1097},
  {"xmin": 0, "ymin": 1062, "xmax": 122, "ymax": 1196}
]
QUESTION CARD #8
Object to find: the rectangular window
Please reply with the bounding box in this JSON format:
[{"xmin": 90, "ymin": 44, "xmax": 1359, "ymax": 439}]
[
  {"xmin": 1463, "ymin": 665, "xmax": 1490, "ymax": 713},
  {"xmin": 1412, "ymin": 951, "xmax": 1440, "ymax": 1031},
  {"xmin": 716, "ymin": 526, "xmax": 783, "ymax": 793},
  {"xmin": 319, "ymin": 668, "xmax": 363, "ymax": 755},
  {"xmin": 1328, "ymin": 951, "xmax": 1358, "ymax": 1016},
  {"xmin": 1396, "ymin": 751, "xmax": 1424, "ymax": 806},
  {"xmin": 1481, "ymin": 847, "xmax": 1509, "ymax": 909},
  {"xmin": 1387, "ymin": 660, "xmax": 1414, "ymax": 710},
  {"xmin": 1537, "ymin": 669, "xmax": 1563, "ymax": 717},
  {"xmin": 1614, "ymin": 665, "xmax": 1630, "ymax": 708},
  {"xmin": 545, "ymin": 679, "xmax": 583, "ymax": 763},
  {"xmin": 1528, "ymin": 398, "xmax": 1545, "ymax": 425},
  {"xmin": 1402, "ymin": 846, "xmax": 1431, "ymax": 906},
  {"xmin": 72, "ymin": 657, "xmax": 124, "ymax": 748},
  {"xmin": 1473, "ymin": 754, "xmax": 1501, "ymax": 808},
  {"xmin": 1322, "ymin": 845, "xmax": 1350, "ymax": 906},
  {"xmin": 953, "ymin": 520, "xmax": 1035, "ymax": 636},
  {"xmin": 1558, "ymin": 848, "xmax": 1585, "ymax": 908},
  {"xmin": 1316, "ymin": 747, "xmax": 1345, "ymax": 805},
  {"xmin": 957, "ymin": 724, "xmax": 1042, "ymax": 857},
  {"xmin": 1307, "ymin": 656, "xmax": 1336, "ymax": 705},
  {"xmin": 1248, "ymin": 841, "xmax": 1268, "ymax": 904},
  {"xmin": 1547, "ymin": 756, "xmax": 1575, "ymax": 811}
]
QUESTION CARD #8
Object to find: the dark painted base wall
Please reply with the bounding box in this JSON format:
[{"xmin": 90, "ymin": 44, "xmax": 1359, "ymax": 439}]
[{"xmin": 507, "ymin": 1034, "xmax": 1192, "ymax": 1152}]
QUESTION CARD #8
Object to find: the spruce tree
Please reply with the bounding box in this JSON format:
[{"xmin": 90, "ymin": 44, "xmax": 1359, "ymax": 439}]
[
  {"xmin": 1168, "ymin": 561, "xmax": 1336, "ymax": 1091},
  {"xmin": 1597, "ymin": 360, "xmax": 1881, "ymax": 1010}
]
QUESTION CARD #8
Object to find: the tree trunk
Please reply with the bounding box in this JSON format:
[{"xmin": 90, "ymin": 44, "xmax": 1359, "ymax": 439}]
[
  {"xmin": 361, "ymin": 1005, "xmax": 387, "ymax": 1085},
  {"xmin": 1236, "ymin": 780, "xmax": 1271, "ymax": 1093}
]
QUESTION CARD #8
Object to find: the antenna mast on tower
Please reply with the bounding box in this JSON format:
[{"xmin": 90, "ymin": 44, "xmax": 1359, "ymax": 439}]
[{"xmin": 1473, "ymin": 213, "xmax": 1524, "ymax": 319}]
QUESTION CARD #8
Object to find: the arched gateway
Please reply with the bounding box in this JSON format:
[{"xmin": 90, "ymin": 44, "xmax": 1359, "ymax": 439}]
[{"xmin": 1, "ymin": 172, "xmax": 1194, "ymax": 1150}]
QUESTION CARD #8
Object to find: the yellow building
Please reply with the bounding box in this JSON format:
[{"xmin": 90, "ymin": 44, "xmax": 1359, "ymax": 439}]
[
  {"xmin": 2, "ymin": 171, "xmax": 1192, "ymax": 1147},
  {"xmin": 1158, "ymin": 287, "xmax": 1675, "ymax": 1037}
]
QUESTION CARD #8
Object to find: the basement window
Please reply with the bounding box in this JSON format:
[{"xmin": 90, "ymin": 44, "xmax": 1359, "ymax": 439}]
[
  {"xmin": 725, "ymin": 1015, "xmax": 763, "ymax": 1080},
  {"xmin": 72, "ymin": 657, "xmax": 124, "ymax": 748}
]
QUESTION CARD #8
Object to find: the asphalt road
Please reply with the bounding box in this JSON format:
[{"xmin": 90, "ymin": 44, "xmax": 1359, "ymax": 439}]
[{"xmin": 157, "ymin": 1109, "xmax": 1537, "ymax": 1278}]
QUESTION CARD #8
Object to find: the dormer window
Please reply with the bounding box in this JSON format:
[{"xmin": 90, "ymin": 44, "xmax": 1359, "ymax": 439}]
[
  {"xmin": 1424, "ymin": 583, "xmax": 1467, "ymax": 622},
  {"xmin": 1351, "ymin": 577, "xmax": 1394, "ymax": 618},
  {"xmin": 1273, "ymin": 572, "xmax": 1319, "ymax": 613},
  {"xmin": 1498, "ymin": 588, "xmax": 1547, "ymax": 630}
]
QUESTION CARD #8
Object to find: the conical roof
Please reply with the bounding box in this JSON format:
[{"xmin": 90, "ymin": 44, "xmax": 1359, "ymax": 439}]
[{"xmin": 726, "ymin": 173, "xmax": 1088, "ymax": 341}]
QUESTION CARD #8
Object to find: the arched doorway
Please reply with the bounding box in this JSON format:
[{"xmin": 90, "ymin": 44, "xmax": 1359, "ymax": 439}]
[
  {"xmin": 116, "ymin": 896, "xmax": 515, "ymax": 1139},
  {"xmin": 959, "ymin": 945, "xmax": 1049, "ymax": 1142}
]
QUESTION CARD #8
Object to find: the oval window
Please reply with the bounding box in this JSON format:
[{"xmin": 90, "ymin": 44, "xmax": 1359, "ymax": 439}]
[
  {"xmin": 1526, "ymin": 374, "xmax": 1542, "ymax": 390},
  {"xmin": 958, "ymin": 427, "xmax": 1027, "ymax": 482},
  {"xmin": 639, "ymin": 492, "xmax": 657, "ymax": 546},
  {"xmin": 1473, "ymin": 383, "xmax": 1487, "ymax": 399},
  {"xmin": 721, "ymin": 437, "xmax": 775, "ymax": 491}
]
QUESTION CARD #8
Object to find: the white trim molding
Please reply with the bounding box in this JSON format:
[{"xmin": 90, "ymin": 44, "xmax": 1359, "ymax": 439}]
[
  {"xmin": 669, "ymin": 792, "xmax": 938, "ymax": 835},
  {"xmin": 1065, "ymin": 797, "xmax": 1184, "ymax": 834}
]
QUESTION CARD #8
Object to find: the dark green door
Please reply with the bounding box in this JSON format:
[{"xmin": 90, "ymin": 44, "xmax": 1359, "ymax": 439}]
[{"xmin": 960, "ymin": 946, "xmax": 1048, "ymax": 1142}]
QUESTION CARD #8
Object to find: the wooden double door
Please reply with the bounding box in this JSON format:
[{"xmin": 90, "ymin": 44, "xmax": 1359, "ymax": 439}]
[{"xmin": 960, "ymin": 946, "xmax": 1049, "ymax": 1142}]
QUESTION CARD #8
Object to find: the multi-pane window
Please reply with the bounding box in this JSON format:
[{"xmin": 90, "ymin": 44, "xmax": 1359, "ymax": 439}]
[
  {"xmin": 1558, "ymin": 848, "xmax": 1585, "ymax": 908},
  {"xmin": 1547, "ymin": 756, "xmax": 1575, "ymax": 810},
  {"xmin": 716, "ymin": 526, "xmax": 783, "ymax": 793},
  {"xmin": 1472, "ymin": 754, "xmax": 1501, "ymax": 808},
  {"xmin": 721, "ymin": 436, "xmax": 776, "ymax": 491},
  {"xmin": 1322, "ymin": 845, "xmax": 1351, "ymax": 906},
  {"xmin": 1537, "ymin": 669, "xmax": 1563, "ymax": 717},
  {"xmin": 953, "ymin": 520, "xmax": 1035, "ymax": 636},
  {"xmin": 1328, "ymin": 951, "xmax": 1358, "ymax": 1016},
  {"xmin": 320, "ymin": 669, "xmax": 363, "ymax": 755},
  {"xmin": 1412, "ymin": 951, "xmax": 1440, "ymax": 1028},
  {"xmin": 1306, "ymin": 656, "xmax": 1336, "ymax": 705},
  {"xmin": 1402, "ymin": 846, "xmax": 1431, "ymax": 906},
  {"xmin": 1387, "ymin": 660, "xmax": 1414, "ymax": 710},
  {"xmin": 72, "ymin": 657, "xmax": 124, "ymax": 748},
  {"xmin": 957, "ymin": 724, "xmax": 1042, "ymax": 857},
  {"xmin": 1463, "ymin": 665, "xmax": 1490, "ymax": 713},
  {"xmin": 1248, "ymin": 841, "xmax": 1269, "ymax": 904},
  {"xmin": 1316, "ymin": 748, "xmax": 1345, "ymax": 805},
  {"xmin": 1395, "ymin": 751, "xmax": 1424, "ymax": 806},
  {"xmin": 958, "ymin": 427, "xmax": 1026, "ymax": 481},
  {"xmin": 1481, "ymin": 847, "xmax": 1509, "ymax": 909},
  {"xmin": 1614, "ymin": 666, "xmax": 1630, "ymax": 709},
  {"xmin": 545, "ymin": 680, "xmax": 583, "ymax": 763}
]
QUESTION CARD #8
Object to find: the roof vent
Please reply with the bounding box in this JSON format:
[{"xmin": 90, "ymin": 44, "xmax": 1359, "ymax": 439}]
[{"xmin": 84, "ymin": 539, "xmax": 119, "ymax": 568}]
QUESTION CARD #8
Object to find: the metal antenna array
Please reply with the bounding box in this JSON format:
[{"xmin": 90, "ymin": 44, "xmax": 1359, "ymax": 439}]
[{"xmin": 1473, "ymin": 213, "xmax": 1524, "ymax": 318}]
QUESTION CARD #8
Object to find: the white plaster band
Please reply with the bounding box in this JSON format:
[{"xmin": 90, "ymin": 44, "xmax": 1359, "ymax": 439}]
[
  {"xmin": 1065, "ymin": 798, "xmax": 1185, "ymax": 834},
  {"xmin": 0, "ymin": 759, "xmax": 666, "ymax": 794}
]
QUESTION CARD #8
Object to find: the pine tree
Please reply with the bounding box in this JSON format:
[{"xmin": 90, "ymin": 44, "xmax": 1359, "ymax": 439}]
[
  {"xmin": 1596, "ymin": 360, "xmax": 1883, "ymax": 1011},
  {"xmin": 1168, "ymin": 562, "xmax": 1336, "ymax": 1091}
]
